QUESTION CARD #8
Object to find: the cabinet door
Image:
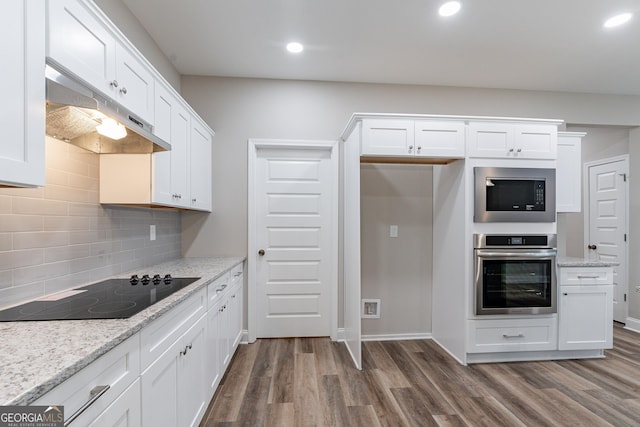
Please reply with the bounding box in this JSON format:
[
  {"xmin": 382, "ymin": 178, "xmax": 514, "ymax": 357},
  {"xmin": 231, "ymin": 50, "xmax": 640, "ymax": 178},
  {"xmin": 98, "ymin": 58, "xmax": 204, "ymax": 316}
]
[
  {"xmin": 558, "ymin": 285, "xmax": 613, "ymax": 350},
  {"xmin": 414, "ymin": 120, "xmax": 465, "ymax": 158},
  {"xmin": 515, "ymin": 124, "xmax": 557, "ymax": 159},
  {"xmin": 361, "ymin": 119, "xmax": 415, "ymax": 156},
  {"xmin": 115, "ymin": 43, "xmax": 155, "ymax": 124},
  {"xmin": 467, "ymin": 122, "xmax": 514, "ymax": 158},
  {"xmin": 151, "ymin": 84, "xmax": 173, "ymax": 205},
  {"xmin": 218, "ymin": 296, "xmax": 231, "ymax": 370},
  {"xmin": 229, "ymin": 283, "xmax": 243, "ymax": 350},
  {"xmin": 189, "ymin": 121, "xmax": 213, "ymax": 211},
  {"xmin": 177, "ymin": 315, "xmax": 207, "ymax": 427},
  {"xmin": 206, "ymin": 300, "xmax": 221, "ymax": 398},
  {"xmin": 556, "ymin": 133, "xmax": 582, "ymax": 212},
  {"xmin": 0, "ymin": 0, "xmax": 45, "ymax": 187},
  {"xmin": 89, "ymin": 379, "xmax": 141, "ymax": 427},
  {"xmin": 46, "ymin": 0, "xmax": 116, "ymax": 95},
  {"xmin": 141, "ymin": 344, "xmax": 178, "ymax": 427},
  {"xmin": 152, "ymin": 86, "xmax": 189, "ymax": 208}
]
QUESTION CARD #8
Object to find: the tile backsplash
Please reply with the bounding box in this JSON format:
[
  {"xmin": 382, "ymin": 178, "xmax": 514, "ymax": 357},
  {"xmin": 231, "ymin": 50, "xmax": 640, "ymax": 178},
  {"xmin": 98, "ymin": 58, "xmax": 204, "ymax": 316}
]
[{"xmin": 0, "ymin": 137, "xmax": 181, "ymax": 309}]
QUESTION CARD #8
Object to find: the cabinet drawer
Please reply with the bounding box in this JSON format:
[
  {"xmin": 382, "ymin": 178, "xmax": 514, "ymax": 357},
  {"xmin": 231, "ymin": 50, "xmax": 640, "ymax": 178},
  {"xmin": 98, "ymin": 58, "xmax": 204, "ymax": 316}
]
[
  {"xmin": 230, "ymin": 263, "xmax": 244, "ymax": 284},
  {"xmin": 560, "ymin": 267, "xmax": 613, "ymax": 285},
  {"xmin": 140, "ymin": 289, "xmax": 206, "ymax": 368},
  {"xmin": 207, "ymin": 273, "xmax": 229, "ymax": 308},
  {"xmin": 467, "ymin": 317, "xmax": 557, "ymax": 353},
  {"xmin": 33, "ymin": 334, "xmax": 140, "ymax": 426}
]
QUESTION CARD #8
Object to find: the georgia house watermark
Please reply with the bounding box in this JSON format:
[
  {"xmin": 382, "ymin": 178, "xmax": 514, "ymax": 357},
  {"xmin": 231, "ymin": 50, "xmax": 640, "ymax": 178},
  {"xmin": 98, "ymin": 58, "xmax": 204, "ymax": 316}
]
[{"xmin": 0, "ymin": 406, "xmax": 63, "ymax": 427}]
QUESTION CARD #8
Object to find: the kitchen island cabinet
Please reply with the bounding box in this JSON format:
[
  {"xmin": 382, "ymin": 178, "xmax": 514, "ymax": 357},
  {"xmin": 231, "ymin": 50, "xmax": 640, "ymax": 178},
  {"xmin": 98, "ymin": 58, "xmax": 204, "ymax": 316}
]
[{"xmin": 0, "ymin": 0, "xmax": 45, "ymax": 187}]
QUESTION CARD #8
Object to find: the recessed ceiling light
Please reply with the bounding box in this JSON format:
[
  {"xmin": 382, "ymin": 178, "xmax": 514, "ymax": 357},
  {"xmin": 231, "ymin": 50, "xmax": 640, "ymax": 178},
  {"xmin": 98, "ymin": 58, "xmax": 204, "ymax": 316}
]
[
  {"xmin": 604, "ymin": 12, "xmax": 632, "ymax": 28},
  {"xmin": 439, "ymin": 1, "xmax": 461, "ymax": 17},
  {"xmin": 286, "ymin": 42, "xmax": 304, "ymax": 53}
]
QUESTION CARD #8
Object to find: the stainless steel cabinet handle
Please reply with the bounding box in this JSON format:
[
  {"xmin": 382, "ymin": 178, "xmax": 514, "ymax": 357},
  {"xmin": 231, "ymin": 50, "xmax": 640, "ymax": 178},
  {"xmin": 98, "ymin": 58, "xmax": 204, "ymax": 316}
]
[
  {"xmin": 120, "ymin": 87, "xmax": 127, "ymax": 95},
  {"xmin": 417, "ymin": 146, "xmax": 422, "ymax": 151},
  {"xmin": 221, "ymin": 284, "xmax": 227, "ymax": 290},
  {"xmin": 64, "ymin": 385, "xmax": 110, "ymax": 426},
  {"xmin": 517, "ymin": 148, "xmax": 522, "ymax": 152},
  {"xmin": 509, "ymin": 148, "xmax": 514, "ymax": 152},
  {"xmin": 192, "ymin": 198, "xmax": 197, "ymax": 203},
  {"xmin": 577, "ymin": 275, "xmax": 600, "ymax": 279},
  {"xmin": 258, "ymin": 249, "xmax": 265, "ymax": 256},
  {"xmin": 233, "ymin": 272, "xmax": 242, "ymax": 277},
  {"xmin": 109, "ymin": 80, "xmax": 118, "ymax": 88},
  {"xmin": 502, "ymin": 333, "xmax": 524, "ymax": 338},
  {"xmin": 588, "ymin": 244, "xmax": 597, "ymax": 250}
]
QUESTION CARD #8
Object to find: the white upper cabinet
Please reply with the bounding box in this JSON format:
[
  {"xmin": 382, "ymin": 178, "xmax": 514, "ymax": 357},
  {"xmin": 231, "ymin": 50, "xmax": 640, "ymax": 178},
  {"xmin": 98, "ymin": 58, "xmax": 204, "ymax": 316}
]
[
  {"xmin": 189, "ymin": 120, "xmax": 213, "ymax": 211},
  {"xmin": 46, "ymin": 0, "xmax": 116, "ymax": 95},
  {"xmin": 46, "ymin": 0, "xmax": 155, "ymax": 124},
  {"xmin": 361, "ymin": 119, "xmax": 415, "ymax": 156},
  {"xmin": 468, "ymin": 122, "xmax": 557, "ymax": 159},
  {"xmin": 152, "ymin": 84, "xmax": 189, "ymax": 207},
  {"xmin": 360, "ymin": 118, "xmax": 465, "ymax": 159},
  {"xmin": 414, "ymin": 120, "xmax": 466, "ymax": 158},
  {"xmin": 114, "ymin": 43, "xmax": 155, "ymax": 123},
  {"xmin": 556, "ymin": 132, "xmax": 584, "ymax": 212},
  {"xmin": 0, "ymin": 0, "xmax": 45, "ymax": 187}
]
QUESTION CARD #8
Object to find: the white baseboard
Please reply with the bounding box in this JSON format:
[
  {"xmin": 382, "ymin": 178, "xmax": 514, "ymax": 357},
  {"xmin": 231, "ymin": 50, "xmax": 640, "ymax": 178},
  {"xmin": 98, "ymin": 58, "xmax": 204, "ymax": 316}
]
[
  {"xmin": 362, "ymin": 332, "xmax": 432, "ymax": 342},
  {"xmin": 335, "ymin": 329, "xmax": 431, "ymax": 342},
  {"xmin": 624, "ymin": 317, "xmax": 640, "ymax": 333},
  {"xmin": 239, "ymin": 329, "xmax": 250, "ymax": 344}
]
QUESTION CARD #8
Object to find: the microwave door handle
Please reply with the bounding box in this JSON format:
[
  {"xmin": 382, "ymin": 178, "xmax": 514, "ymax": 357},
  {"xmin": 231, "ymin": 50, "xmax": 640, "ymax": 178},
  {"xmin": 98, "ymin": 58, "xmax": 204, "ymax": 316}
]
[{"xmin": 476, "ymin": 250, "xmax": 556, "ymax": 258}]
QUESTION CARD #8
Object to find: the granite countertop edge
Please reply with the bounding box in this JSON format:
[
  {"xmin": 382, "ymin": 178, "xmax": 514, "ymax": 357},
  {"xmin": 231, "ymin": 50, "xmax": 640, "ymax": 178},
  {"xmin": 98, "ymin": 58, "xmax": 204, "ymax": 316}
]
[
  {"xmin": 557, "ymin": 257, "xmax": 619, "ymax": 267},
  {"xmin": 0, "ymin": 256, "xmax": 245, "ymax": 406}
]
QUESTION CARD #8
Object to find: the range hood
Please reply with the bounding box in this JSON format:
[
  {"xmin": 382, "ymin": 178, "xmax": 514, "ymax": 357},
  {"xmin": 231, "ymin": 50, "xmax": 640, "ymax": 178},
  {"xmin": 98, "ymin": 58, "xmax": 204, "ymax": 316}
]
[{"xmin": 45, "ymin": 65, "xmax": 170, "ymax": 153}]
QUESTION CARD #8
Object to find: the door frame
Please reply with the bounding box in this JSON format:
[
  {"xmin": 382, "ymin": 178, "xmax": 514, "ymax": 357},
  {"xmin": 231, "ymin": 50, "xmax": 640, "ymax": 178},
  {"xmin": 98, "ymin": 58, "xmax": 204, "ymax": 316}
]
[
  {"xmin": 583, "ymin": 154, "xmax": 629, "ymax": 322},
  {"xmin": 247, "ymin": 138, "xmax": 339, "ymax": 343}
]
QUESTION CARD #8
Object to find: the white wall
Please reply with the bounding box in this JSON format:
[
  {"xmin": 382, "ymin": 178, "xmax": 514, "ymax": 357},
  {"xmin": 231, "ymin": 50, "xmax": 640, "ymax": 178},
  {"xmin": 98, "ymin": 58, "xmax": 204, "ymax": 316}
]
[
  {"xmin": 360, "ymin": 164, "xmax": 432, "ymax": 336},
  {"xmin": 180, "ymin": 75, "xmax": 640, "ymax": 333}
]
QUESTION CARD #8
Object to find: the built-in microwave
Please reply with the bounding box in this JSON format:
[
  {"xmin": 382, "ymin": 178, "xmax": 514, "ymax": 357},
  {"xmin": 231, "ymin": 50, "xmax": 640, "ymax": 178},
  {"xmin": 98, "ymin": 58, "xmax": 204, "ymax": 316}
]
[{"xmin": 474, "ymin": 167, "xmax": 556, "ymax": 222}]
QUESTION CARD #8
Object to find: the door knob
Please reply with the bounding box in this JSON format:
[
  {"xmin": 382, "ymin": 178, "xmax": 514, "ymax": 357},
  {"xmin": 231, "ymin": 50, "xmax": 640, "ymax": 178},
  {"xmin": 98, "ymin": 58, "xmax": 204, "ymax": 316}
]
[
  {"xmin": 588, "ymin": 244, "xmax": 597, "ymax": 250},
  {"xmin": 258, "ymin": 249, "xmax": 265, "ymax": 256}
]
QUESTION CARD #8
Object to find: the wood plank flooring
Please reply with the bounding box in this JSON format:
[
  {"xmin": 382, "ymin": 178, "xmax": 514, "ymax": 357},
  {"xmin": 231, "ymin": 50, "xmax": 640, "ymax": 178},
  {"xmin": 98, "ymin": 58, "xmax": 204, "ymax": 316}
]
[{"xmin": 201, "ymin": 324, "xmax": 640, "ymax": 426}]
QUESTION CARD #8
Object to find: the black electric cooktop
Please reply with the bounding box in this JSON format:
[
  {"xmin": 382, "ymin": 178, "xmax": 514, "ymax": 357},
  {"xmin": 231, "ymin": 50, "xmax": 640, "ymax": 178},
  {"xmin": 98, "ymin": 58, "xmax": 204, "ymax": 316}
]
[{"xmin": 0, "ymin": 276, "xmax": 200, "ymax": 321}]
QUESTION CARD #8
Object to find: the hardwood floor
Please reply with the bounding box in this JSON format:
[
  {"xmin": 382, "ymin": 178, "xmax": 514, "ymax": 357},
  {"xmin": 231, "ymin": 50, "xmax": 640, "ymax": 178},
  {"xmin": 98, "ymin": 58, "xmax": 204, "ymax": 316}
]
[{"xmin": 201, "ymin": 324, "xmax": 640, "ymax": 426}]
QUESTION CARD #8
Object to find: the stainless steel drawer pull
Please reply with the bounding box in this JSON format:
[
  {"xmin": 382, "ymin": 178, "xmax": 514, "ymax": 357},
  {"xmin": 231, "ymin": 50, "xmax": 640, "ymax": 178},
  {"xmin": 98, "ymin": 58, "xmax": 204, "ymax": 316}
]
[
  {"xmin": 577, "ymin": 275, "xmax": 600, "ymax": 279},
  {"xmin": 64, "ymin": 385, "xmax": 110, "ymax": 426},
  {"xmin": 502, "ymin": 333, "xmax": 524, "ymax": 339}
]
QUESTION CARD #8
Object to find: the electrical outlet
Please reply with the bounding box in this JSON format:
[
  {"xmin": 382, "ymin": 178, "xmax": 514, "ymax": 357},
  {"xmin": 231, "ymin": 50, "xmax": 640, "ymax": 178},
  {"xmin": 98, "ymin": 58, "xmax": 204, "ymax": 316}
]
[
  {"xmin": 150, "ymin": 225, "xmax": 156, "ymax": 241},
  {"xmin": 361, "ymin": 299, "xmax": 381, "ymax": 318},
  {"xmin": 390, "ymin": 225, "xmax": 398, "ymax": 238}
]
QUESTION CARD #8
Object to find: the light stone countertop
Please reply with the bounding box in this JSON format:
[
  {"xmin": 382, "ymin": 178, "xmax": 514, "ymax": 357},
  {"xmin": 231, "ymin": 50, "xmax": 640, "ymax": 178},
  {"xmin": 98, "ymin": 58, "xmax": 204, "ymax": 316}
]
[
  {"xmin": 557, "ymin": 257, "xmax": 618, "ymax": 267},
  {"xmin": 0, "ymin": 256, "xmax": 245, "ymax": 406}
]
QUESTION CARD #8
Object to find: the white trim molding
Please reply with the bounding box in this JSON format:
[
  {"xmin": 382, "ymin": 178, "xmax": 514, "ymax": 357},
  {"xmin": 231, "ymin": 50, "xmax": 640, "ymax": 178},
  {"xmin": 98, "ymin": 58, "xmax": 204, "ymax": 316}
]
[{"xmin": 624, "ymin": 317, "xmax": 640, "ymax": 333}]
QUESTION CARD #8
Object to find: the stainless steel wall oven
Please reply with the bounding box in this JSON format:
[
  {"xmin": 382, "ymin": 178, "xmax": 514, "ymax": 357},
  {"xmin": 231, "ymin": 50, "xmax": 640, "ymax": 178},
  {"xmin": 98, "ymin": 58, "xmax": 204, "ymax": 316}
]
[{"xmin": 474, "ymin": 234, "xmax": 557, "ymax": 315}]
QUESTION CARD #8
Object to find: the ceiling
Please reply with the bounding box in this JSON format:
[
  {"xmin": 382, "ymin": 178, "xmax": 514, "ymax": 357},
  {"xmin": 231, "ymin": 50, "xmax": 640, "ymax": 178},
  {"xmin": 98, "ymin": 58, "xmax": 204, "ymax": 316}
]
[{"xmin": 121, "ymin": 0, "xmax": 640, "ymax": 95}]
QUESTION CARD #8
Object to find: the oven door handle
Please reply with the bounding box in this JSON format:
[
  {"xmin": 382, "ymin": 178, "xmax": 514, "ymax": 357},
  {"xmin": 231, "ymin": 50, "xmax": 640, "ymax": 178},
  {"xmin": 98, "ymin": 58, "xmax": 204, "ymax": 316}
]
[{"xmin": 475, "ymin": 250, "xmax": 557, "ymax": 258}]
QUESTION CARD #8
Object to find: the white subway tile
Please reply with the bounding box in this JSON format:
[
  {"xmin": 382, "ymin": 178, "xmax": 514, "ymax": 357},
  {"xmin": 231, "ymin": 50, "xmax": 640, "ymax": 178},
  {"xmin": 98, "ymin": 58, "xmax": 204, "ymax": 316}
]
[{"xmin": 13, "ymin": 231, "xmax": 69, "ymax": 250}]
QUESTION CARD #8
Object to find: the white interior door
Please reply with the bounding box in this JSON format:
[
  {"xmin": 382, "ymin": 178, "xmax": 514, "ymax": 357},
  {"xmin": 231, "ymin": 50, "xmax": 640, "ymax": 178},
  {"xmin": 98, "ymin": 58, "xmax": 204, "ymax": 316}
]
[
  {"xmin": 586, "ymin": 157, "xmax": 628, "ymax": 323},
  {"xmin": 249, "ymin": 140, "xmax": 337, "ymax": 339}
]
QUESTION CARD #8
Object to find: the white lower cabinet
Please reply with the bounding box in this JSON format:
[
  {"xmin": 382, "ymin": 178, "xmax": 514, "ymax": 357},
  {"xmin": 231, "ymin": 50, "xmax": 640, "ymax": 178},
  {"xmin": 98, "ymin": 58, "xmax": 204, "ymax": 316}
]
[
  {"xmin": 467, "ymin": 317, "xmax": 558, "ymax": 353},
  {"xmin": 31, "ymin": 263, "xmax": 244, "ymax": 427},
  {"xmin": 89, "ymin": 379, "xmax": 141, "ymax": 427},
  {"xmin": 33, "ymin": 334, "xmax": 141, "ymax": 426},
  {"xmin": 141, "ymin": 314, "xmax": 207, "ymax": 427},
  {"xmin": 558, "ymin": 266, "xmax": 614, "ymax": 350}
]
